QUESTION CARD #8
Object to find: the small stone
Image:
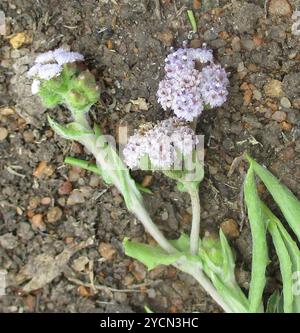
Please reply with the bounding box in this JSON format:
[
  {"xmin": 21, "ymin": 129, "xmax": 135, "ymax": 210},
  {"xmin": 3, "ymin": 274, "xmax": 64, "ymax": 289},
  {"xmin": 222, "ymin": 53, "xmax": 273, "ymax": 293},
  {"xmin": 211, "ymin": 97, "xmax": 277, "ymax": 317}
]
[
  {"xmin": 268, "ymin": 0, "xmax": 292, "ymax": 17},
  {"xmin": 272, "ymin": 111, "xmax": 287, "ymax": 122},
  {"xmin": 155, "ymin": 30, "xmax": 173, "ymax": 46},
  {"xmin": 292, "ymin": 98, "xmax": 300, "ymax": 109},
  {"xmin": 130, "ymin": 97, "xmax": 148, "ymax": 111},
  {"xmin": 41, "ymin": 197, "xmax": 51, "ymax": 205},
  {"xmin": 77, "ymin": 285, "xmax": 91, "ymax": 297},
  {"xmin": 17, "ymin": 222, "xmax": 34, "ymax": 240},
  {"xmin": 181, "ymin": 211, "xmax": 192, "ymax": 225},
  {"xmin": 237, "ymin": 62, "xmax": 245, "ymax": 72},
  {"xmin": 190, "ymin": 39, "xmax": 203, "ymax": 48},
  {"xmin": 241, "ymin": 39, "xmax": 255, "ymax": 51},
  {"xmin": 43, "ymin": 164, "xmax": 55, "ymax": 177},
  {"xmin": 220, "ymin": 219, "xmax": 240, "ymax": 239},
  {"xmin": 0, "ymin": 107, "xmax": 14, "ymax": 117},
  {"xmin": 0, "ymin": 233, "xmax": 18, "ymax": 249},
  {"xmin": 231, "ymin": 36, "xmax": 241, "ymax": 52},
  {"xmin": 89, "ymin": 174, "xmax": 100, "ymax": 187},
  {"xmin": 9, "ymin": 32, "xmax": 31, "ymax": 49},
  {"xmin": 72, "ymin": 256, "xmax": 89, "ymax": 272},
  {"xmin": 203, "ymin": 29, "xmax": 218, "ymax": 41},
  {"xmin": 131, "ymin": 261, "xmax": 147, "ymax": 282},
  {"xmin": 253, "ymin": 89, "xmax": 262, "ymax": 100},
  {"xmin": 281, "ymin": 121, "xmax": 292, "ymax": 131},
  {"xmin": 31, "ymin": 214, "xmax": 46, "ymax": 231},
  {"xmin": 47, "ymin": 207, "xmax": 62, "ymax": 223},
  {"xmin": 0, "ymin": 127, "xmax": 8, "ymax": 141},
  {"xmin": 244, "ymin": 90, "xmax": 253, "ymax": 105},
  {"xmin": 280, "ymin": 97, "xmax": 291, "ymax": 108},
  {"xmin": 23, "ymin": 130, "xmax": 34, "ymax": 143},
  {"xmin": 57, "ymin": 197, "xmax": 66, "ymax": 207},
  {"xmin": 264, "ymin": 80, "xmax": 283, "ymax": 98},
  {"xmin": 58, "ymin": 181, "xmax": 73, "ymax": 195},
  {"xmin": 98, "ymin": 242, "xmax": 116, "ymax": 260},
  {"xmin": 33, "ymin": 160, "xmax": 47, "ymax": 178},
  {"xmin": 141, "ymin": 175, "xmax": 153, "ymax": 188},
  {"xmin": 161, "ymin": 210, "xmax": 169, "ymax": 221},
  {"xmin": 279, "ymin": 146, "xmax": 295, "ymax": 161},
  {"xmin": 68, "ymin": 167, "xmax": 81, "ymax": 182},
  {"xmin": 193, "ymin": 0, "xmax": 201, "ymax": 9},
  {"xmin": 27, "ymin": 197, "xmax": 40, "ymax": 210},
  {"xmin": 67, "ymin": 190, "xmax": 85, "ymax": 205}
]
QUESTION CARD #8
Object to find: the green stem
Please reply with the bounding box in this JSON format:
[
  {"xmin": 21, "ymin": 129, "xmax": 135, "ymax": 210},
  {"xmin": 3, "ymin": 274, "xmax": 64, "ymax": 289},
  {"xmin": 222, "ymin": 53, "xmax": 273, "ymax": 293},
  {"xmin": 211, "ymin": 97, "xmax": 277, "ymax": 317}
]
[
  {"xmin": 174, "ymin": 260, "xmax": 233, "ymax": 313},
  {"xmin": 65, "ymin": 156, "xmax": 102, "ymax": 175},
  {"xmin": 188, "ymin": 186, "xmax": 201, "ymax": 255}
]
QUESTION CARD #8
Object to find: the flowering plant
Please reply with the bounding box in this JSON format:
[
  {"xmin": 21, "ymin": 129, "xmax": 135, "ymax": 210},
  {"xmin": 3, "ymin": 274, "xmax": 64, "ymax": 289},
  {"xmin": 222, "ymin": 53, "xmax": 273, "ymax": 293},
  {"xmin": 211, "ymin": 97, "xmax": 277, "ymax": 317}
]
[{"xmin": 28, "ymin": 47, "xmax": 300, "ymax": 313}]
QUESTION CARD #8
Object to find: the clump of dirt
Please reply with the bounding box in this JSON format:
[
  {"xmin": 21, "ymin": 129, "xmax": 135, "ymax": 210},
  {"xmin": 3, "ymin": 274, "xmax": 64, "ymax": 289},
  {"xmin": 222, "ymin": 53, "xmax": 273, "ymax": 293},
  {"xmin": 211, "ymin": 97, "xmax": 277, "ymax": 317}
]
[{"xmin": 0, "ymin": 0, "xmax": 299, "ymax": 313}]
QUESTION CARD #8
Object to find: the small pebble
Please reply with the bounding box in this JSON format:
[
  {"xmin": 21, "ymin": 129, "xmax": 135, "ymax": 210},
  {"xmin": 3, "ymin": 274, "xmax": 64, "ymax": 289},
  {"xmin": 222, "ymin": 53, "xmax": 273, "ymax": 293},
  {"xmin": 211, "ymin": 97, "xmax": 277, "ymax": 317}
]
[
  {"xmin": 161, "ymin": 210, "xmax": 169, "ymax": 221},
  {"xmin": 264, "ymin": 80, "xmax": 283, "ymax": 98},
  {"xmin": 47, "ymin": 207, "xmax": 62, "ymax": 223},
  {"xmin": 23, "ymin": 130, "xmax": 34, "ymax": 143},
  {"xmin": 231, "ymin": 36, "xmax": 241, "ymax": 52},
  {"xmin": 67, "ymin": 190, "xmax": 85, "ymax": 205},
  {"xmin": 0, "ymin": 127, "xmax": 8, "ymax": 141},
  {"xmin": 220, "ymin": 219, "xmax": 240, "ymax": 239},
  {"xmin": 58, "ymin": 181, "xmax": 73, "ymax": 195},
  {"xmin": 268, "ymin": 0, "xmax": 292, "ymax": 17},
  {"xmin": 31, "ymin": 214, "xmax": 46, "ymax": 231},
  {"xmin": 72, "ymin": 256, "xmax": 89, "ymax": 272},
  {"xmin": 0, "ymin": 233, "xmax": 18, "ymax": 249},
  {"xmin": 280, "ymin": 97, "xmax": 291, "ymax": 108},
  {"xmin": 98, "ymin": 242, "xmax": 116, "ymax": 260},
  {"xmin": 272, "ymin": 111, "xmax": 287, "ymax": 122},
  {"xmin": 41, "ymin": 197, "xmax": 51, "ymax": 205}
]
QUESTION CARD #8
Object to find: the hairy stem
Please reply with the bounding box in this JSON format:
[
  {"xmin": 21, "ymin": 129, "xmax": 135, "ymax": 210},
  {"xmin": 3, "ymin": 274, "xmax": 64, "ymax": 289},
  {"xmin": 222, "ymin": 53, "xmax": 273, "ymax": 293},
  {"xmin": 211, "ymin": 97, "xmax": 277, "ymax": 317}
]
[
  {"xmin": 175, "ymin": 260, "xmax": 233, "ymax": 313},
  {"xmin": 188, "ymin": 186, "xmax": 201, "ymax": 255},
  {"xmin": 73, "ymin": 125, "xmax": 176, "ymax": 253}
]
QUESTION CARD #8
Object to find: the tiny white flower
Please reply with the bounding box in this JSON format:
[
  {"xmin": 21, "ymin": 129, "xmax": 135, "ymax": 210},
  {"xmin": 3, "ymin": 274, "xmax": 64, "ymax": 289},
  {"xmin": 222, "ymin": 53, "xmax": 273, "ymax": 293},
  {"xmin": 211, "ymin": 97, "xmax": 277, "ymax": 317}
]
[
  {"xmin": 38, "ymin": 63, "xmax": 62, "ymax": 80},
  {"xmin": 124, "ymin": 118, "xmax": 198, "ymax": 170},
  {"xmin": 35, "ymin": 50, "xmax": 55, "ymax": 64},
  {"xmin": 27, "ymin": 63, "xmax": 42, "ymax": 77},
  {"xmin": 54, "ymin": 50, "xmax": 84, "ymax": 65},
  {"xmin": 31, "ymin": 79, "xmax": 41, "ymax": 94}
]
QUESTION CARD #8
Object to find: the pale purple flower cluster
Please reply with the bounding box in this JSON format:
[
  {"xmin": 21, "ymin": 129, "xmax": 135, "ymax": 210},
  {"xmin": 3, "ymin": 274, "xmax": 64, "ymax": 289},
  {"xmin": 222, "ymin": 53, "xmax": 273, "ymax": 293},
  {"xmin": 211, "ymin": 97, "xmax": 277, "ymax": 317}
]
[
  {"xmin": 157, "ymin": 46, "xmax": 229, "ymax": 121},
  {"xmin": 123, "ymin": 118, "xmax": 198, "ymax": 170},
  {"xmin": 27, "ymin": 48, "xmax": 84, "ymax": 94}
]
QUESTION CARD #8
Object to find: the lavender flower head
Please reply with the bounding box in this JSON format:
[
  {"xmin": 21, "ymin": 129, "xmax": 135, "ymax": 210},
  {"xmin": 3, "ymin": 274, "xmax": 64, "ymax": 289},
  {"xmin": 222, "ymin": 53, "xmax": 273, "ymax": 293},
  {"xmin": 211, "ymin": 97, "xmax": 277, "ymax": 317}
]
[
  {"xmin": 27, "ymin": 48, "xmax": 84, "ymax": 94},
  {"xmin": 123, "ymin": 118, "xmax": 199, "ymax": 170},
  {"xmin": 157, "ymin": 45, "xmax": 229, "ymax": 121}
]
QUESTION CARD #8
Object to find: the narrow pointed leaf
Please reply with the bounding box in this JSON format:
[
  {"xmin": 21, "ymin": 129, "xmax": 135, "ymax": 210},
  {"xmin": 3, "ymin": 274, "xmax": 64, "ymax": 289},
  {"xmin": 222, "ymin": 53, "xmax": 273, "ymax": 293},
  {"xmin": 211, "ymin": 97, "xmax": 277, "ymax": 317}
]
[
  {"xmin": 262, "ymin": 203, "xmax": 293, "ymax": 313},
  {"xmin": 244, "ymin": 165, "xmax": 268, "ymax": 312},
  {"xmin": 246, "ymin": 155, "xmax": 300, "ymax": 243},
  {"xmin": 123, "ymin": 238, "xmax": 182, "ymax": 271}
]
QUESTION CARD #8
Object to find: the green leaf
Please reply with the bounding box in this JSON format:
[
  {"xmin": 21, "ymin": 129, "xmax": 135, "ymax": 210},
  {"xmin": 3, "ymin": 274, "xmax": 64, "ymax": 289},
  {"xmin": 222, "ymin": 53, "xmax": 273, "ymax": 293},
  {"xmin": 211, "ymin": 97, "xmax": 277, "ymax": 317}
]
[
  {"xmin": 144, "ymin": 306, "xmax": 154, "ymax": 313},
  {"xmin": 244, "ymin": 165, "xmax": 268, "ymax": 312},
  {"xmin": 219, "ymin": 230, "xmax": 236, "ymax": 285},
  {"xmin": 48, "ymin": 116, "xmax": 93, "ymax": 140},
  {"xmin": 123, "ymin": 238, "xmax": 182, "ymax": 270},
  {"xmin": 136, "ymin": 184, "xmax": 153, "ymax": 194},
  {"xmin": 187, "ymin": 10, "xmax": 197, "ymax": 33},
  {"xmin": 93, "ymin": 123, "xmax": 102, "ymax": 137},
  {"xmin": 262, "ymin": 203, "xmax": 293, "ymax": 313},
  {"xmin": 266, "ymin": 291, "xmax": 284, "ymax": 313},
  {"xmin": 170, "ymin": 234, "xmax": 190, "ymax": 253},
  {"xmin": 246, "ymin": 155, "xmax": 300, "ymax": 243},
  {"xmin": 264, "ymin": 205, "xmax": 300, "ymax": 313}
]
